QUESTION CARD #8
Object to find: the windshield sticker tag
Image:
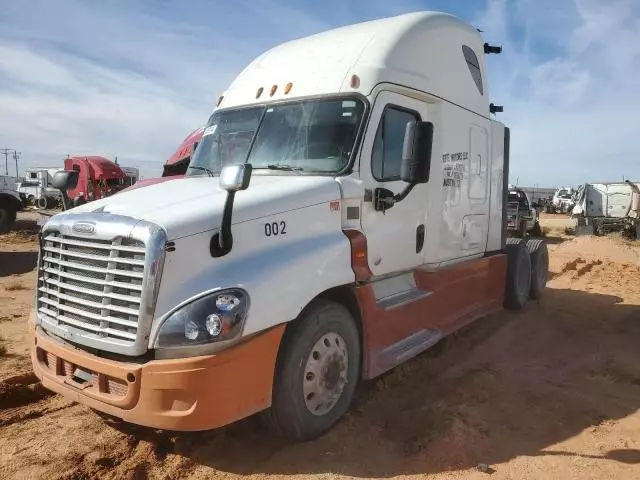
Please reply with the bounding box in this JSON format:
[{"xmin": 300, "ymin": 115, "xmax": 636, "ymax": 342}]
[{"xmin": 203, "ymin": 125, "xmax": 218, "ymax": 136}]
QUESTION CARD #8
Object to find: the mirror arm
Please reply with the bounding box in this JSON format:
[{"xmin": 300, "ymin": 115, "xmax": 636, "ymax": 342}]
[
  {"xmin": 210, "ymin": 191, "xmax": 235, "ymax": 257},
  {"xmin": 374, "ymin": 183, "xmax": 417, "ymax": 212},
  {"xmin": 393, "ymin": 183, "xmax": 416, "ymax": 203}
]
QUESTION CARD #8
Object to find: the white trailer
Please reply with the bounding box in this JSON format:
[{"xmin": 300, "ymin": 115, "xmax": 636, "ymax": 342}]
[
  {"xmin": 119, "ymin": 166, "xmax": 140, "ymax": 187},
  {"xmin": 572, "ymin": 181, "xmax": 640, "ymax": 238},
  {"xmin": 31, "ymin": 11, "xmax": 548, "ymax": 441}
]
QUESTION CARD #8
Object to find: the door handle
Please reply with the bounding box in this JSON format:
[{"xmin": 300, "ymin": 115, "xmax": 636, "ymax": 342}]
[{"xmin": 416, "ymin": 224, "xmax": 425, "ymax": 253}]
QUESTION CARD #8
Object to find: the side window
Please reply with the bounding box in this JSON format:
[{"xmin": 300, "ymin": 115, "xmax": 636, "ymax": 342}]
[
  {"xmin": 371, "ymin": 106, "xmax": 420, "ymax": 181},
  {"xmin": 462, "ymin": 45, "xmax": 483, "ymax": 95}
]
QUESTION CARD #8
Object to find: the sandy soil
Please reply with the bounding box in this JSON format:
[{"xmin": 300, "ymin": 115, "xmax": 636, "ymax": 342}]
[{"xmin": 1, "ymin": 212, "xmax": 640, "ymax": 480}]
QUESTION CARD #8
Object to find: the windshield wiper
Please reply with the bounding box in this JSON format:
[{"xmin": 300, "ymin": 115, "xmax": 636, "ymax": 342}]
[
  {"xmin": 188, "ymin": 166, "xmax": 215, "ymax": 177},
  {"xmin": 261, "ymin": 164, "xmax": 304, "ymax": 171}
]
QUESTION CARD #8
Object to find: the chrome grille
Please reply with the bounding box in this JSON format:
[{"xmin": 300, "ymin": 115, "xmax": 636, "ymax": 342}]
[{"xmin": 37, "ymin": 232, "xmax": 146, "ymax": 347}]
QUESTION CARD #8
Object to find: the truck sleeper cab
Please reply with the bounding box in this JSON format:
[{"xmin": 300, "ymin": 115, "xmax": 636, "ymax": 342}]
[{"xmin": 30, "ymin": 11, "xmax": 548, "ymax": 442}]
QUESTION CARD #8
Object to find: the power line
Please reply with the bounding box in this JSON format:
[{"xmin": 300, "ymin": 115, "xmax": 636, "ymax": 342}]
[{"xmin": 12, "ymin": 151, "xmax": 21, "ymax": 177}]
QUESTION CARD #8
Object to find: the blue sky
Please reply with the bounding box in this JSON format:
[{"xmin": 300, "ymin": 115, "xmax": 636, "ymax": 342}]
[{"xmin": 0, "ymin": 0, "xmax": 639, "ymax": 187}]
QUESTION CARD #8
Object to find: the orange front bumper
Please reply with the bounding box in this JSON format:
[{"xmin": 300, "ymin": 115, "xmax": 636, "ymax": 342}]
[{"xmin": 30, "ymin": 323, "xmax": 284, "ymax": 431}]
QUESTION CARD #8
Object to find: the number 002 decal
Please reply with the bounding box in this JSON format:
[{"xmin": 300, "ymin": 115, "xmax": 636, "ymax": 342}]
[{"xmin": 264, "ymin": 221, "xmax": 287, "ymax": 237}]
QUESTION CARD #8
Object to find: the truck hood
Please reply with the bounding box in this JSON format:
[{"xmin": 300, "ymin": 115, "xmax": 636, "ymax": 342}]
[{"xmin": 57, "ymin": 175, "xmax": 342, "ymax": 239}]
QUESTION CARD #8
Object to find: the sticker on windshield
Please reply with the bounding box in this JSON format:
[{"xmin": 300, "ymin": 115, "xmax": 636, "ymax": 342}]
[{"xmin": 203, "ymin": 125, "xmax": 218, "ymax": 136}]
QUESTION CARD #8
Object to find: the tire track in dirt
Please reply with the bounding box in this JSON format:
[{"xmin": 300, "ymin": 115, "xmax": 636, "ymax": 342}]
[{"xmin": 0, "ymin": 372, "xmax": 61, "ymax": 427}]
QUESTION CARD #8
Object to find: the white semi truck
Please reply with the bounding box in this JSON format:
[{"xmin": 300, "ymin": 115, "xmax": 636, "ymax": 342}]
[
  {"xmin": 17, "ymin": 167, "xmax": 64, "ymax": 209},
  {"xmin": 30, "ymin": 11, "xmax": 548, "ymax": 441}
]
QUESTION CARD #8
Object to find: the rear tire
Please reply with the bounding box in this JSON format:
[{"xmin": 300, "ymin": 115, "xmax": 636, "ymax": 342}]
[
  {"xmin": 37, "ymin": 196, "xmax": 50, "ymax": 210},
  {"xmin": 261, "ymin": 300, "xmax": 361, "ymax": 442},
  {"xmin": 504, "ymin": 238, "xmax": 532, "ymax": 310},
  {"xmin": 0, "ymin": 199, "xmax": 17, "ymax": 233},
  {"xmin": 525, "ymin": 239, "xmax": 548, "ymax": 299}
]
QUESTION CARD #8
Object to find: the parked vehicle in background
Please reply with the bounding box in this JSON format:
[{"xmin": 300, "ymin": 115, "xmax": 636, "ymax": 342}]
[
  {"xmin": 119, "ymin": 166, "xmax": 140, "ymax": 188},
  {"xmin": 31, "ymin": 11, "xmax": 548, "ymax": 442},
  {"xmin": 572, "ymin": 180, "xmax": 640, "ymax": 239},
  {"xmin": 16, "ymin": 167, "xmax": 64, "ymax": 209},
  {"xmin": 549, "ymin": 187, "xmax": 575, "ymax": 213},
  {"xmin": 162, "ymin": 127, "xmax": 204, "ymax": 177},
  {"xmin": 63, "ymin": 156, "xmax": 129, "ymax": 206},
  {"xmin": 118, "ymin": 127, "xmax": 204, "ymax": 193},
  {"xmin": 506, "ymin": 186, "xmax": 542, "ymax": 237},
  {"xmin": 0, "ymin": 175, "xmax": 24, "ymax": 232}
]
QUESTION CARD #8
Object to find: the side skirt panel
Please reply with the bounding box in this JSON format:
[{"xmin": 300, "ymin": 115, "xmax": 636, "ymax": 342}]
[{"xmin": 356, "ymin": 254, "xmax": 507, "ymax": 379}]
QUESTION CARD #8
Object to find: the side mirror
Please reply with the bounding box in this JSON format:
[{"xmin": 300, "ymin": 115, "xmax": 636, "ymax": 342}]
[
  {"xmin": 52, "ymin": 170, "xmax": 79, "ymax": 191},
  {"xmin": 401, "ymin": 121, "xmax": 433, "ymax": 184},
  {"xmin": 220, "ymin": 163, "xmax": 252, "ymax": 192}
]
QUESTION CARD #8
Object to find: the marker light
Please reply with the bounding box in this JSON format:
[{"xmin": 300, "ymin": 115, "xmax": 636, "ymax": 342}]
[
  {"xmin": 256, "ymin": 87, "xmax": 264, "ymax": 99},
  {"xmin": 217, "ymin": 95, "xmax": 224, "ymax": 106},
  {"xmin": 270, "ymin": 85, "xmax": 278, "ymax": 96},
  {"xmin": 350, "ymin": 74, "xmax": 360, "ymax": 88},
  {"xmin": 185, "ymin": 320, "xmax": 200, "ymax": 341},
  {"xmin": 284, "ymin": 82, "xmax": 293, "ymax": 94}
]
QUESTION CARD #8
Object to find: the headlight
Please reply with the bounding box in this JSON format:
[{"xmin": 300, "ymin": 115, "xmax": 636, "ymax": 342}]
[{"xmin": 153, "ymin": 288, "xmax": 249, "ymax": 349}]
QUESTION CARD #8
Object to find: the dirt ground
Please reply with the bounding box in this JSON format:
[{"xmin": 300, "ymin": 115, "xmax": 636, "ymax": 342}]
[{"xmin": 1, "ymin": 212, "xmax": 640, "ymax": 480}]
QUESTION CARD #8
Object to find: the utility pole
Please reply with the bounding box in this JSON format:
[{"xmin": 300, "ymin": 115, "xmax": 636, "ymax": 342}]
[
  {"xmin": 12, "ymin": 151, "xmax": 21, "ymax": 177},
  {"xmin": 1, "ymin": 148, "xmax": 12, "ymax": 175}
]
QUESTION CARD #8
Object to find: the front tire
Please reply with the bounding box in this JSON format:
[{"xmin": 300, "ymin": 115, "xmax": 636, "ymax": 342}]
[{"xmin": 262, "ymin": 300, "xmax": 361, "ymax": 442}]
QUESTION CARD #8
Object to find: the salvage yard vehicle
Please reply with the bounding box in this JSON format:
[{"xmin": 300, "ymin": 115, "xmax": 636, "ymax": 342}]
[
  {"xmin": 16, "ymin": 167, "xmax": 63, "ymax": 209},
  {"xmin": 550, "ymin": 187, "xmax": 574, "ymax": 214},
  {"xmin": 572, "ymin": 180, "xmax": 640, "ymax": 239},
  {"xmin": 30, "ymin": 11, "xmax": 548, "ymax": 442},
  {"xmin": 0, "ymin": 175, "xmax": 24, "ymax": 233},
  {"xmin": 506, "ymin": 186, "xmax": 542, "ymax": 237}
]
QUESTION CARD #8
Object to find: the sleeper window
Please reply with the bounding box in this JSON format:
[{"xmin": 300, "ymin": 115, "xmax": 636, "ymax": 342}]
[{"xmin": 371, "ymin": 107, "xmax": 420, "ymax": 181}]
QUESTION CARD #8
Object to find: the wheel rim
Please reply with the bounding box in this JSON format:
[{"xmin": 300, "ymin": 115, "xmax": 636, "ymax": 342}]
[{"xmin": 303, "ymin": 332, "xmax": 349, "ymax": 416}]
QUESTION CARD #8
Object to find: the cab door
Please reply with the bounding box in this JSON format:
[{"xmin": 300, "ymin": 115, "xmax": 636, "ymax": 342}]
[{"xmin": 358, "ymin": 91, "xmax": 430, "ymax": 277}]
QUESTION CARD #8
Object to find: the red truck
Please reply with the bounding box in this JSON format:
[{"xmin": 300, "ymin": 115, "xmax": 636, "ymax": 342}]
[
  {"xmin": 63, "ymin": 156, "xmax": 129, "ymax": 206},
  {"xmin": 162, "ymin": 127, "xmax": 203, "ymax": 176}
]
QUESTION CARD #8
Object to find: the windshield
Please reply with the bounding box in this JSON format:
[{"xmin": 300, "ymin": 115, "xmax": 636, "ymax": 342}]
[{"xmin": 187, "ymin": 97, "xmax": 366, "ymax": 175}]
